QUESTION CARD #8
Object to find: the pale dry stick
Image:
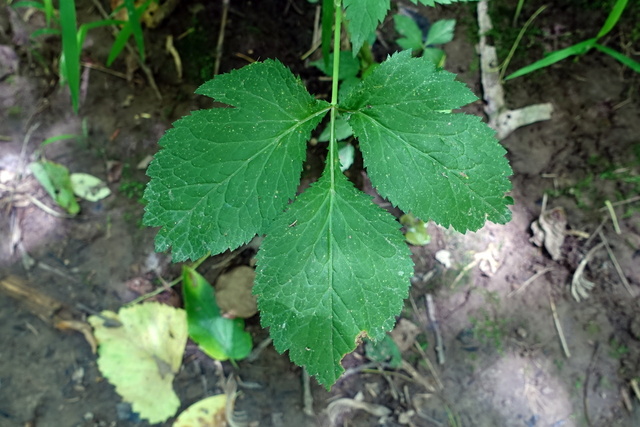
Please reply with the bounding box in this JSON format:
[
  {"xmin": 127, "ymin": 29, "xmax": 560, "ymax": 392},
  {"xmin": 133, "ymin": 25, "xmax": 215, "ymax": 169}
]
[
  {"xmin": 508, "ymin": 267, "xmax": 554, "ymax": 298},
  {"xmin": 548, "ymin": 287, "xmax": 571, "ymax": 358},
  {"xmin": 301, "ymin": 6, "xmax": 322, "ymax": 61},
  {"xmin": 302, "ymin": 368, "xmax": 315, "ymax": 416},
  {"xmin": 598, "ymin": 230, "xmax": 634, "ymax": 296},
  {"xmin": 604, "ymin": 200, "xmax": 622, "ymax": 234},
  {"xmin": 81, "ymin": 61, "xmax": 128, "ymax": 79},
  {"xmin": 426, "ymin": 294, "xmax": 445, "ymax": 365},
  {"xmin": 583, "ymin": 342, "xmax": 600, "ymax": 427},
  {"xmin": 599, "ymin": 195, "xmax": 640, "ymax": 210},
  {"xmin": 584, "ymin": 217, "xmax": 608, "ymax": 247},
  {"xmin": 26, "ymin": 194, "xmax": 75, "ymax": 218},
  {"xmin": 413, "ymin": 341, "xmax": 444, "ymax": 391},
  {"xmin": 165, "ymin": 35, "xmax": 182, "ymax": 80},
  {"xmin": 214, "ymin": 0, "xmax": 230, "ymax": 76},
  {"xmin": 125, "ymin": 251, "xmax": 213, "ymax": 306},
  {"xmin": 631, "ymin": 378, "xmax": 640, "ymax": 402},
  {"xmin": 89, "ymin": 0, "xmax": 162, "ymax": 100}
]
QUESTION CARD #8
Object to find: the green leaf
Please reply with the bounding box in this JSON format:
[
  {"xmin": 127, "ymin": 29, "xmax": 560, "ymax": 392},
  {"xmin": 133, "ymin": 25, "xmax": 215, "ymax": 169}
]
[
  {"xmin": 341, "ymin": 51, "xmax": 512, "ymax": 232},
  {"xmin": 254, "ymin": 168, "xmax": 413, "ymax": 388},
  {"xmin": 311, "ymin": 51, "xmax": 360, "ymax": 80},
  {"xmin": 343, "ymin": 0, "xmax": 389, "ymax": 55},
  {"xmin": 143, "ymin": 60, "xmax": 330, "ymax": 261},
  {"xmin": 422, "ymin": 47, "xmax": 446, "ymax": 67},
  {"xmin": 29, "ymin": 161, "xmax": 80, "ymax": 215},
  {"xmin": 182, "ymin": 266, "xmax": 252, "ymax": 360},
  {"xmin": 393, "ymin": 14, "xmax": 424, "ymax": 52},
  {"xmin": 425, "ymin": 19, "xmax": 456, "ymax": 46},
  {"xmin": 318, "ymin": 115, "xmax": 353, "ymax": 142}
]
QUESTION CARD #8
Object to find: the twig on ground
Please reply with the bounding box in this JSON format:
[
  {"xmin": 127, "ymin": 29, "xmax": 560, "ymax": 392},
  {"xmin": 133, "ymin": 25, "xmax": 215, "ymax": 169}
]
[
  {"xmin": 302, "ymin": 368, "xmax": 315, "ymax": 416},
  {"xmin": 604, "ymin": 200, "xmax": 621, "ymax": 234},
  {"xmin": 245, "ymin": 337, "xmax": 272, "ymax": 362},
  {"xmin": 548, "ymin": 287, "xmax": 571, "ymax": 358},
  {"xmin": 598, "ymin": 231, "xmax": 634, "ymax": 296},
  {"xmin": 583, "ymin": 342, "xmax": 600, "ymax": 427},
  {"xmin": 631, "ymin": 378, "xmax": 640, "ymax": 403},
  {"xmin": 508, "ymin": 267, "xmax": 554, "ymax": 297},
  {"xmin": 413, "ymin": 341, "xmax": 444, "ymax": 390},
  {"xmin": 125, "ymin": 251, "xmax": 212, "ymax": 305},
  {"xmin": 301, "ymin": 6, "xmax": 322, "ymax": 60},
  {"xmin": 599, "ymin": 195, "xmax": 640, "ymax": 210},
  {"xmin": 165, "ymin": 35, "xmax": 182, "ymax": 80},
  {"xmin": 426, "ymin": 294, "xmax": 445, "ymax": 365},
  {"xmin": 81, "ymin": 61, "xmax": 129, "ymax": 79},
  {"xmin": 214, "ymin": 0, "xmax": 230, "ymax": 75}
]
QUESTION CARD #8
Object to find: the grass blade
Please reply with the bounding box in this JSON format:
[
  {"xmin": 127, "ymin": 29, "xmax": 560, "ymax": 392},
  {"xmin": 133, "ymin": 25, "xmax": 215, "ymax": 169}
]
[
  {"xmin": 43, "ymin": 0, "xmax": 54, "ymax": 27},
  {"xmin": 11, "ymin": 1, "xmax": 45, "ymax": 11},
  {"xmin": 596, "ymin": 0, "xmax": 628, "ymax": 39},
  {"xmin": 123, "ymin": 0, "xmax": 146, "ymax": 62},
  {"xmin": 59, "ymin": 0, "xmax": 80, "ymax": 112},
  {"xmin": 505, "ymin": 38, "xmax": 596, "ymax": 80},
  {"xmin": 593, "ymin": 43, "xmax": 640, "ymax": 73},
  {"xmin": 107, "ymin": 24, "xmax": 132, "ymax": 66}
]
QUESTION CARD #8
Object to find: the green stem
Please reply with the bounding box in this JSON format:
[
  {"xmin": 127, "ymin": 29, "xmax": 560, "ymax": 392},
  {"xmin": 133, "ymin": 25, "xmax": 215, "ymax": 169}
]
[{"xmin": 328, "ymin": 0, "xmax": 343, "ymax": 184}]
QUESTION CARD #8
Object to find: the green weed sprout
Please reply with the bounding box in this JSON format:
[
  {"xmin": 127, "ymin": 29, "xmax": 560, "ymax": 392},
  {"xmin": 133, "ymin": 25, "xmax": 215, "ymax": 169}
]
[
  {"xmin": 12, "ymin": 0, "xmax": 151, "ymax": 112},
  {"xmin": 505, "ymin": 0, "xmax": 640, "ymax": 80}
]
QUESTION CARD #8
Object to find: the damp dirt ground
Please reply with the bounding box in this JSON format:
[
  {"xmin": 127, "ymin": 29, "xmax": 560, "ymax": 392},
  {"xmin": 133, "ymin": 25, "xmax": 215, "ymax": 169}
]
[{"xmin": 1, "ymin": 1, "xmax": 639, "ymax": 426}]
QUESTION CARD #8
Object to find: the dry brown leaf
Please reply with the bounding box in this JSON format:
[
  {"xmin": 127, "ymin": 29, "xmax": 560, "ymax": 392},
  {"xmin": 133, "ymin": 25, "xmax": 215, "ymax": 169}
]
[{"xmin": 215, "ymin": 266, "xmax": 258, "ymax": 319}]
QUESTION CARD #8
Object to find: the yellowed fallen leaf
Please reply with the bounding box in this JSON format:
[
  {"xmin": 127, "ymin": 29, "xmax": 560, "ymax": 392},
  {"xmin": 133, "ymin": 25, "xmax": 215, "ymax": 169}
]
[
  {"xmin": 173, "ymin": 394, "xmax": 227, "ymax": 427},
  {"xmin": 88, "ymin": 303, "xmax": 188, "ymax": 424}
]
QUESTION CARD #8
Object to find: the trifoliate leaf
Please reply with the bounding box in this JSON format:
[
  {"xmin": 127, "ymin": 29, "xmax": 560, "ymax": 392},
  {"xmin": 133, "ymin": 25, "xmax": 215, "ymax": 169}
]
[
  {"xmin": 341, "ymin": 51, "xmax": 512, "ymax": 232},
  {"xmin": 254, "ymin": 168, "xmax": 413, "ymax": 388},
  {"xmin": 182, "ymin": 266, "xmax": 252, "ymax": 360},
  {"xmin": 143, "ymin": 60, "xmax": 330, "ymax": 261},
  {"xmin": 88, "ymin": 303, "xmax": 188, "ymax": 424},
  {"xmin": 29, "ymin": 160, "xmax": 80, "ymax": 215},
  {"xmin": 343, "ymin": 0, "xmax": 389, "ymax": 54}
]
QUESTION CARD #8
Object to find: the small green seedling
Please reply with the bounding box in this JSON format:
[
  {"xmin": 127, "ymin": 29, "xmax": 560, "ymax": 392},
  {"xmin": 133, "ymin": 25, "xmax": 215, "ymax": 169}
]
[
  {"xmin": 144, "ymin": 0, "xmax": 512, "ymax": 388},
  {"xmin": 394, "ymin": 13, "xmax": 456, "ymax": 66}
]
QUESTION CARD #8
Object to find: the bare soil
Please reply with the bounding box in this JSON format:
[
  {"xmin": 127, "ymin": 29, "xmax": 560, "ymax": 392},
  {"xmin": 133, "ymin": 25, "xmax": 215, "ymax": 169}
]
[{"xmin": 1, "ymin": 1, "xmax": 639, "ymax": 426}]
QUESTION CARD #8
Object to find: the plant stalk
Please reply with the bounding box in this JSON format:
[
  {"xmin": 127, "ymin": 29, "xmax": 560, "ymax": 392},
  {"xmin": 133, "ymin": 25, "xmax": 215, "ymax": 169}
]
[{"xmin": 328, "ymin": 0, "xmax": 343, "ymax": 183}]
